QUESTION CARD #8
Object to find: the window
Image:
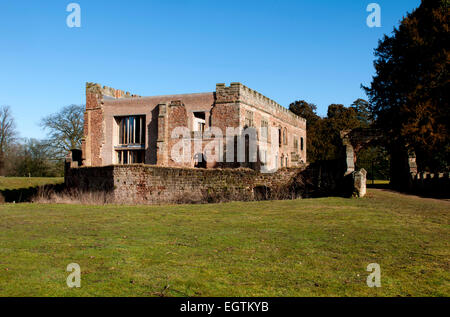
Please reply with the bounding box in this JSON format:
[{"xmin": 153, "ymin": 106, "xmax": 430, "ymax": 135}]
[
  {"xmin": 301, "ymin": 137, "xmax": 304, "ymax": 151},
  {"xmin": 118, "ymin": 115, "xmax": 145, "ymax": 146},
  {"xmin": 261, "ymin": 120, "xmax": 268, "ymax": 140},
  {"xmin": 294, "ymin": 137, "xmax": 299, "ymax": 151},
  {"xmin": 286, "ymin": 157, "xmax": 288, "ymax": 167},
  {"xmin": 116, "ymin": 115, "xmax": 145, "ymax": 164},
  {"xmin": 117, "ymin": 150, "xmax": 145, "ymax": 164},
  {"xmin": 283, "ymin": 128, "xmax": 288, "ymax": 145},
  {"xmin": 244, "ymin": 111, "xmax": 254, "ymax": 128},
  {"xmin": 193, "ymin": 112, "xmax": 206, "ymax": 132},
  {"xmin": 278, "ymin": 128, "xmax": 282, "ymax": 147}
]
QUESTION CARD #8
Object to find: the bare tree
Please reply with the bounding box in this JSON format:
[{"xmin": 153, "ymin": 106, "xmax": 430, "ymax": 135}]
[
  {"xmin": 40, "ymin": 104, "xmax": 84, "ymax": 159},
  {"xmin": 0, "ymin": 106, "xmax": 18, "ymax": 176}
]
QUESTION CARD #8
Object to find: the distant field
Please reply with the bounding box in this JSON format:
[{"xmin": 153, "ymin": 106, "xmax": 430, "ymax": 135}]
[
  {"xmin": 0, "ymin": 189, "xmax": 448, "ymax": 297},
  {"xmin": 0, "ymin": 177, "xmax": 64, "ymax": 191},
  {"xmin": 371, "ymin": 180, "xmax": 390, "ymax": 185}
]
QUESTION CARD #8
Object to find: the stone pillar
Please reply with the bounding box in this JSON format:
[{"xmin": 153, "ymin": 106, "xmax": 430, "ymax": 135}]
[
  {"xmin": 156, "ymin": 103, "xmax": 169, "ymax": 166},
  {"xmin": 340, "ymin": 131, "xmax": 355, "ymax": 175},
  {"xmin": 353, "ymin": 168, "xmax": 367, "ymax": 198}
]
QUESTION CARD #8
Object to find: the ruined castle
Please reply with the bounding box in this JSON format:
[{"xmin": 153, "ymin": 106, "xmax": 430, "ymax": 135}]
[
  {"xmin": 81, "ymin": 82, "xmax": 307, "ymax": 171},
  {"xmin": 65, "ymin": 82, "xmax": 371, "ymax": 204}
]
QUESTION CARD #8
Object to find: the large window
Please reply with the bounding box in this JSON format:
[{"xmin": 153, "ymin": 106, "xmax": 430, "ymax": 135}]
[
  {"xmin": 116, "ymin": 115, "xmax": 145, "ymax": 164},
  {"xmin": 118, "ymin": 116, "xmax": 145, "ymax": 146}
]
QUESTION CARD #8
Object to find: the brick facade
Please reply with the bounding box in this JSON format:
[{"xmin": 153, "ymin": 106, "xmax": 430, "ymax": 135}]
[{"xmin": 82, "ymin": 82, "xmax": 307, "ymax": 171}]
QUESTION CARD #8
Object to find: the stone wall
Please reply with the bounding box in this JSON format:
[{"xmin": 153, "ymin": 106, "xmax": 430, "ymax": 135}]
[
  {"xmin": 411, "ymin": 172, "xmax": 450, "ymax": 198},
  {"xmin": 65, "ymin": 164, "xmax": 307, "ymax": 205}
]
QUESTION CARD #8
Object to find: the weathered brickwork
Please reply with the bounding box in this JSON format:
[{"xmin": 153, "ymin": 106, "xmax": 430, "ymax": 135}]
[
  {"xmin": 82, "ymin": 82, "xmax": 307, "ymax": 170},
  {"xmin": 65, "ymin": 164, "xmax": 306, "ymax": 205}
]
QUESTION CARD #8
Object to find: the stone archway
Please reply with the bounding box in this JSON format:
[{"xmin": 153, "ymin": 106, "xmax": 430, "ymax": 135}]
[
  {"xmin": 340, "ymin": 128, "xmax": 417, "ymax": 191},
  {"xmin": 340, "ymin": 128, "xmax": 383, "ymax": 175}
]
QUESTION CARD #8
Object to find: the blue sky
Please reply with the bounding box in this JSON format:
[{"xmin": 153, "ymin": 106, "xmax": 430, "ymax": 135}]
[{"xmin": 0, "ymin": 0, "xmax": 420, "ymax": 139}]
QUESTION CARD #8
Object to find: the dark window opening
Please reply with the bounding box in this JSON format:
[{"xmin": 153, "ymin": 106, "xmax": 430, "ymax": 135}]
[
  {"xmin": 194, "ymin": 112, "xmax": 206, "ymax": 120},
  {"xmin": 117, "ymin": 150, "xmax": 145, "ymax": 164},
  {"xmin": 278, "ymin": 128, "xmax": 282, "ymax": 147},
  {"xmin": 194, "ymin": 153, "xmax": 207, "ymax": 168}
]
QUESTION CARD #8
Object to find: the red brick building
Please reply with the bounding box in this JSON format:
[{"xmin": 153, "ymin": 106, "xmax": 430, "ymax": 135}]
[{"xmin": 82, "ymin": 82, "xmax": 306, "ymax": 172}]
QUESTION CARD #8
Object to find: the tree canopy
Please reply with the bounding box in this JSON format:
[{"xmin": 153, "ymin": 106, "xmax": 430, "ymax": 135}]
[
  {"xmin": 40, "ymin": 104, "xmax": 84, "ymax": 159},
  {"xmin": 363, "ymin": 0, "xmax": 449, "ymax": 171},
  {"xmin": 289, "ymin": 100, "xmax": 370, "ymax": 162},
  {"xmin": 0, "ymin": 105, "xmax": 17, "ymax": 175}
]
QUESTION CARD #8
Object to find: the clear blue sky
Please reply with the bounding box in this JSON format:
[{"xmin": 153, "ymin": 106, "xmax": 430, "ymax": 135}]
[{"xmin": 0, "ymin": 0, "xmax": 420, "ymax": 139}]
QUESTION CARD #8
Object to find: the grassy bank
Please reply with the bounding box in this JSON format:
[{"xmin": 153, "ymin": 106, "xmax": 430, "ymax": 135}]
[
  {"xmin": 0, "ymin": 189, "xmax": 448, "ymax": 297},
  {"xmin": 0, "ymin": 177, "xmax": 64, "ymax": 191}
]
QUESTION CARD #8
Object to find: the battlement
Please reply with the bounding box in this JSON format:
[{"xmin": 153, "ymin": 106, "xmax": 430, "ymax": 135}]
[
  {"xmin": 215, "ymin": 82, "xmax": 306, "ymax": 124},
  {"xmin": 86, "ymin": 82, "xmax": 141, "ymax": 99}
]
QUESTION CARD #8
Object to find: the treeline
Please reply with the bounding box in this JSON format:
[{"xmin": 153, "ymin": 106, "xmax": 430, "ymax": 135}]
[
  {"xmin": 0, "ymin": 105, "xmax": 84, "ymax": 177},
  {"xmin": 5, "ymin": 139, "xmax": 64, "ymax": 177},
  {"xmin": 364, "ymin": 0, "xmax": 449, "ymax": 175},
  {"xmin": 289, "ymin": 99, "xmax": 389, "ymax": 180},
  {"xmin": 289, "ymin": 0, "xmax": 449, "ymax": 183}
]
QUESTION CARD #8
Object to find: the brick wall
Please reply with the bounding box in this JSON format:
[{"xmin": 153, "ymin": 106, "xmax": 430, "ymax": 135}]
[{"xmin": 65, "ymin": 165, "xmax": 306, "ymax": 205}]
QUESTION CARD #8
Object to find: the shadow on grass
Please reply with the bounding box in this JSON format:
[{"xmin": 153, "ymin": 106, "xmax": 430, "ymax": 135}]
[
  {"xmin": 0, "ymin": 183, "xmax": 66, "ymax": 203},
  {"xmin": 368, "ymin": 182, "xmax": 450, "ymax": 200}
]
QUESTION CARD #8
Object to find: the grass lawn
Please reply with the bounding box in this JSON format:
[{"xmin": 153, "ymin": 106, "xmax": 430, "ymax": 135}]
[
  {"xmin": 0, "ymin": 189, "xmax": 448, "ymax": 297},
  {"xmin": 368, "ymin": 180, "xmax": 390, "ymax": 185},
  {"xmin": 0, "ymin": 177, "xmax": 64, "ymax": 191}
]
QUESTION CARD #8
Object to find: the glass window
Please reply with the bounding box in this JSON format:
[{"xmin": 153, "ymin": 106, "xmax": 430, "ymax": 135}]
[{"xmin": 116, "ymin": 115, "xmax": 146, "ymax": 164}]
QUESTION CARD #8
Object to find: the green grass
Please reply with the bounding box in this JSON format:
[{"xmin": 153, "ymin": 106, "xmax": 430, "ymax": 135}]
[
  {"xmin": 0, "ymin": 177, "xmax": 64, "ymax": 191},
  {"xmin": 0, "ymin": 189, "xmax": 448, "ymax": 297},
  {"xmin": 369, "ymin": 180, "xmax": 390, "ymax": 185}
]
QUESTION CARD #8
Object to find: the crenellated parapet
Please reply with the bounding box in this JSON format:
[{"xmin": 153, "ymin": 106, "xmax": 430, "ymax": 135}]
[{"xmin": 215, "ymin": 82, "xmax": 306, "ymax": 126}]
